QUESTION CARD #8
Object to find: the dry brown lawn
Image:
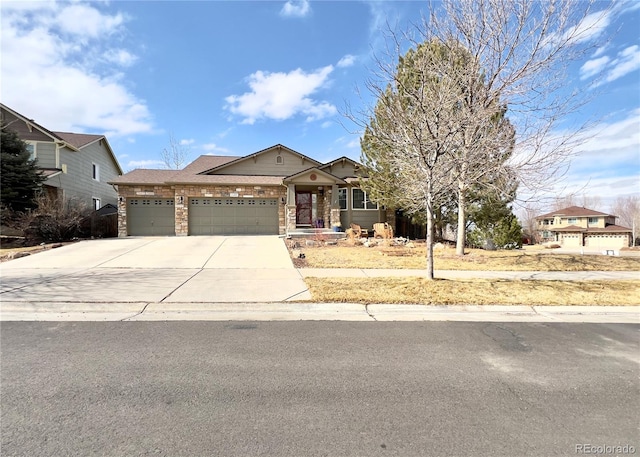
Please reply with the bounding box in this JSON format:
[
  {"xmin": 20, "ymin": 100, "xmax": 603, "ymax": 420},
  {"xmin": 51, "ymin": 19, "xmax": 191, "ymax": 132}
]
[
  {"xmin": 293, "ymin": 241, "xmax": 640, "ymax": 271},
  {"xmin": 305, "ymin": 277, "xmax": 640, "ymax": 305}
]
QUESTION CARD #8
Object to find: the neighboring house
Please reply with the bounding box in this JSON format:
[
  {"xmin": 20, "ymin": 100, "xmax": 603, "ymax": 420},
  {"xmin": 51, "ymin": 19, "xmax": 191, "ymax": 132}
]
[
  {"xmin": 0, "ymin": 103, "xmax": 123, "ymax": 210},
  {"xmin": 535, "ymin": 206, "xmax": 632, "ymax": 249},
  {"xmin": 109, "ymin": 144, "xmax": 391, "ymax": 237}
]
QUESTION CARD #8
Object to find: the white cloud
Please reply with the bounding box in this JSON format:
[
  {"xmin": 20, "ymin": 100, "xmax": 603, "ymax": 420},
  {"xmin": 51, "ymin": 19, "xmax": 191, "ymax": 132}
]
[
  {"xmin": 605, "ymin": 45, "xmax": 640, "ymax": 83},
  {"xmin": 337, "ymin": 54, "xmax": 356, "ymax": 68},
  {"xmin": 225, "ymin": 66, "xmax": 337, "ymax": 124},
  {"xmin": 202, "ymin": 143, "xmax": 231, "ymax": 154},
  {"xmin": 547, "ymin": 109, "xmax": 640, "ymax": 201},
  {"xmin": 580, "ymin": 56, "xmax": 610, "ymax": 80},
  {"xmin": 55, "ymin": 3, "xmax": 125, "ymax": 39},
  {"xmin": 280, "ymin": 0, "xmax": 310, "ymax": 18},
  {"xmin": 0, "ymin": 1, "xmax": 153, "ymax": 137},
  {"xmin": 127, "ymin": 159, "xmax": 165, "ymax": 169},
  {"xmin": 179, "ymin": 139, "xmax": 195, "ymax": 146},
  {"xmin": 104, "ymin": 49, "xmax": 138, "ymax": 67}
]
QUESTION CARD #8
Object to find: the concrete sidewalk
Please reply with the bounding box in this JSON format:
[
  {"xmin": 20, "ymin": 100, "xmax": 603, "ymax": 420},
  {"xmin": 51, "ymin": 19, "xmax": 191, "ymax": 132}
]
[{"xmin": 299, "ymin": 268, "xmax": 640, "ymax": 280}]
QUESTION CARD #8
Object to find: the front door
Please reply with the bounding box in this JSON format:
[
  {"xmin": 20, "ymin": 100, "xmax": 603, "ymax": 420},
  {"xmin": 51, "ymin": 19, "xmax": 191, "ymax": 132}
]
[{"xmin": 296, "ymin": 191, "xmax": 312, "ymax": 225}]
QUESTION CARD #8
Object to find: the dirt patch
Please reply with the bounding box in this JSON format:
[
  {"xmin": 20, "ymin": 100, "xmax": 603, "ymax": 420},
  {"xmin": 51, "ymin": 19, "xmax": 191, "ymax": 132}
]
[{"xmin": 0, "ymin": 239, "xmax": 76, "ymax": 262}]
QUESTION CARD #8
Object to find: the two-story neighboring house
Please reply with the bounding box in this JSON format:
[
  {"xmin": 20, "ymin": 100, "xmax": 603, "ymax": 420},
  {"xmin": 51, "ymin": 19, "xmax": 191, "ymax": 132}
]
[
  {"xmin": 109, "ymin": 144, "xmax": 391, "ymax": 237},
  {"xmin": 536, "ymin": 206, "xmax": 632, "ymax": 249},
  {"xmin": 0, "ymin": 103, "xmax": 123, "ymax": 210}
]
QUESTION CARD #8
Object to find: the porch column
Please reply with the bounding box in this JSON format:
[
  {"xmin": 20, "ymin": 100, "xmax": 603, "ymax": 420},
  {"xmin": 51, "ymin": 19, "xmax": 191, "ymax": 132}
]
[
  {"xmin": 330, "ymin": 184, "xmax": 341, "ymax": 229},
  {"xmin": 286, "ymin": 183, "xmax": 297, "ymax": 232}
]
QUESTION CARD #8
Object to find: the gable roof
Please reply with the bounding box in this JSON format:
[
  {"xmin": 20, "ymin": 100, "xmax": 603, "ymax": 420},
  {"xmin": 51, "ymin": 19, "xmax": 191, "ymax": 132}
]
[
  {"xmin": 0, "ymin": 103, "xmax": 123, "ymax": 175},
  {"xmin": 319, "ymin": 156, "xmax": 360, "ymax": 170},
  {"xmin": 181, "ymin": 155, "xmax": 240, "ymax": 174},
  {"xmin": 536, "ymin": 206, "xmax": 614, "ymax": 219},
  {"xmin": 284, "ymin": 166, "xmax": 346, "ymax": 184},
  {"xmin": 1, "ymin": 103, "xmax": 71, "ymax": 147},
  {"xmin": 200, "ymin": 144, "xmax": 321, "ymax": 174},
  {"xmin": 54, "ymin": 132, "xmax": 104, "ymax": 149}
]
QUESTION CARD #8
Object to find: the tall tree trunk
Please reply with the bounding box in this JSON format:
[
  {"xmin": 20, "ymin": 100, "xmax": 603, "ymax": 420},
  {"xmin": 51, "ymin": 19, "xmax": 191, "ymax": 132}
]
[
  {"xmin": 456, "ymin": 186, "xmax": 466, "ymax": 256},
  {"xmin": 426, "ymin": 198, "xmax": 435, "ymax": 280}
]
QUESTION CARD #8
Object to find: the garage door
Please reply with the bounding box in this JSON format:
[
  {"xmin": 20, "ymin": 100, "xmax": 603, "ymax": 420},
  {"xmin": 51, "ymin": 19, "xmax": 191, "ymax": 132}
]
[
  {"xmin": 585, "ymin": 234, "xmax": 628, "ymax": 249},
  {"xmin": 561, "ymin": 233, "xmax": 582, "ymax": 247},
  {"xmin": 189, "ymin": 198, "xmax": 279, "ymax": 235},
  {"xmin": 127, "ymin": 198, "xmax": 175, "ymax": 236}
]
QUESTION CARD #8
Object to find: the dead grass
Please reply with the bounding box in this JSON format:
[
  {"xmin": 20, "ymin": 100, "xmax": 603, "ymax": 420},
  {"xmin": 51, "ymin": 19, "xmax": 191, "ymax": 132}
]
[
  {"xmin": 292, "ymin": 241, "xmax": 640, "ymax": 271},
  {"xmin": 305, "ymin": 277, "xmax": 640, "ymax": 305}
]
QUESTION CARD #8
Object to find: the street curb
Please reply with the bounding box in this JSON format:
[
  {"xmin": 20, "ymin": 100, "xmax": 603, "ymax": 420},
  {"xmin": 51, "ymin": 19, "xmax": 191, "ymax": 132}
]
[{"xmin": 1, "ymin": 302, "xmax": 638, "ymax": 323}]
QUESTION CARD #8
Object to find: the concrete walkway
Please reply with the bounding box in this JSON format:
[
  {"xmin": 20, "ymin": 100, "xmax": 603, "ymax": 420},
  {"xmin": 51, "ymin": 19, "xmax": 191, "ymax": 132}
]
[{"xmin": 299, "ymin": 268, "xmax": 640, "ymax": 280}]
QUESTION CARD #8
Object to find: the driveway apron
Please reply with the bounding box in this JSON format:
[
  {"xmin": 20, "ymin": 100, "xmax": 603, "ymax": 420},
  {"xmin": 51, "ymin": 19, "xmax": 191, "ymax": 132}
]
[{"xmin": 0, "ymin": 236, "xmax": 310, "ymax": 304}]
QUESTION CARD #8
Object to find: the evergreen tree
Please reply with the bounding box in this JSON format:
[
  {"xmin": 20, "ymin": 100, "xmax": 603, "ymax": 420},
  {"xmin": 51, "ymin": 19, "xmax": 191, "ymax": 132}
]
[{"xmin": 1, "ymin": 124, "xmax": 45, "ymax": 216}]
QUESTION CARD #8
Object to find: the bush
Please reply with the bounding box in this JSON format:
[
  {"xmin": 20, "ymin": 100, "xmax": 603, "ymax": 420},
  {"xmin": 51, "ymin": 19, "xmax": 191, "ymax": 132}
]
[{"xmin": 20, "ymin": 195, "xmax": 90, "ymax": 243}]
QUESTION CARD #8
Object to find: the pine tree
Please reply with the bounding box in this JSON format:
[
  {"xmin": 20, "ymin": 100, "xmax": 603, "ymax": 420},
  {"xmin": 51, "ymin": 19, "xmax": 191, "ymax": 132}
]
[{"xmin": 1, "ymin": 124, "xmax": 46, "ymax": 216}]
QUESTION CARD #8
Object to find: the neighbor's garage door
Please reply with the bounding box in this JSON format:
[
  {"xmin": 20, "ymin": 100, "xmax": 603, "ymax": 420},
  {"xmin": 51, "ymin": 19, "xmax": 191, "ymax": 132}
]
[
  {"xmin": 127, "ymin": 198, "xmax": 175, "ymax": 236},
  {"xmin": 189, "ymin": 198, "xmax": 279, "ymax": 235},
  {"xmin": 585, "ymin": 234, "xmax": 628, "ymax": 249}
]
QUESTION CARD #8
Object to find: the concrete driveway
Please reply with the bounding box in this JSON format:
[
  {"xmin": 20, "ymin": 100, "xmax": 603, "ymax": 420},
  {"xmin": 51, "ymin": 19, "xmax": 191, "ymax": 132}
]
[{"xmin": 0, "ymin": 236, "xmax": 311, "ymax": 304}]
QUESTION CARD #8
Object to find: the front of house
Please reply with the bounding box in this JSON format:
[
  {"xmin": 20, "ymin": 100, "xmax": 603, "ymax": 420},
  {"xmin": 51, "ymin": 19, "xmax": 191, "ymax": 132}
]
[
  {"xmin": 536, "ymin": 206, "xmax": 632, "ymax": 249},
  {"xmin": 109, "ymin": 144, "xmax": 391, "ymax": 237}
]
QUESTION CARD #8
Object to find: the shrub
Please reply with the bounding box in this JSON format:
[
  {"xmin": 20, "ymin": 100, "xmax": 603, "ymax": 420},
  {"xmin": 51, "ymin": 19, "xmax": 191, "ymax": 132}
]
[{"xmin": 21, "ymin": 194, "xmax": 90, "ymax": 243}]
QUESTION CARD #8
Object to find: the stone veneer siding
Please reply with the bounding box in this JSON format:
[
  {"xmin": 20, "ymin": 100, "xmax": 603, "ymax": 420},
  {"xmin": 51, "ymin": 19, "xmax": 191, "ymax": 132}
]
[{"xmin": 116, "ymin": 184, "xmax": 287, "ymax": 237}]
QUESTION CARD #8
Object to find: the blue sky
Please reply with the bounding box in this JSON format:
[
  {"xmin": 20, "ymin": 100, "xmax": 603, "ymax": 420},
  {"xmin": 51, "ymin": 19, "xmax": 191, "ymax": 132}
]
[{"xmin": 1, "ymin": 0, "xmax": 638, "ymax": 210}]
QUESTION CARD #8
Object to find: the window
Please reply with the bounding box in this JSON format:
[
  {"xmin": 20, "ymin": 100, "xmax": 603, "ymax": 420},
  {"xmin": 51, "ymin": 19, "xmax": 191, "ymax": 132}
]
[
  {"xmin": 338, "ymin": 188, "xmax": 347, "ymax": 210},
  {"xmin": 25, "ymin": 143, "xmax": 36, "ymax": 160},
  {"xmin": 588, "ymin": 217, "xmax": 598, "ymax": 224},
  {"xmin": 92, "ymin": 198, "xmax": 101, "ymax": 211},
  {"xmin": 352, "ymin": 188, "xmax": 378, "ymax": 210},
  {"xmin": 567, "ymin": 217, "xmax": 577, "ymax": 224},
  {"xmin": 92, "ymin": 163, "xmax": 100, "ymax": 181}
]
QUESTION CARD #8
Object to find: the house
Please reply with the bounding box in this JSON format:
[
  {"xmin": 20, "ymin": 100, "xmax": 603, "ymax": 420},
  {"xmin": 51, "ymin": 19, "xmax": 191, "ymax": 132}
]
[
  {"xmin": 535, "ymin": 206, "xmax": 632, "ymax": 249},
  {"xmin": 0, "ymin": 103, "xmax": 123, "ymax": 210},
  {"xmin": 108, "ymin": 144, "xmax": 391, "ymax": 237}
]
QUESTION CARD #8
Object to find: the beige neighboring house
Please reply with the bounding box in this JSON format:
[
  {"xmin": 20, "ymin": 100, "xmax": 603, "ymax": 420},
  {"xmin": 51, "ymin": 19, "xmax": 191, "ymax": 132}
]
[
  {"xmin": 1, "ymin": 103, "xmax": 123, "ymax": 210},
  {"xmin": 536, "ymin": 206, "xmax": 632, "ymax": 249},
  {"xmin": 109, "ymin": 144, "xmax": 391, "ymax": 237}
]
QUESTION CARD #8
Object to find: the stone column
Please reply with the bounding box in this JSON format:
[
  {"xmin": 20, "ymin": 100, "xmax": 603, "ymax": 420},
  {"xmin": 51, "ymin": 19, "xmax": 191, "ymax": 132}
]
[{"xmin": 117, "ymin": 196, "xmax": 127, "ymax": 237}]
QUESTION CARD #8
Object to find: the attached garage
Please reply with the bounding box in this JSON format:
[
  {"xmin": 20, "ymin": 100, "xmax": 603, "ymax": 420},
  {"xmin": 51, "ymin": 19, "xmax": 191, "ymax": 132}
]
[
  {"xmin": 127, "ymin": 198, "xmax": 175, "ymax": 236},
  {"xmin": 561, "ymin": 233, "xmax": 582, "ymax": 248},
  {"xmin": 585, "ymin": 234, "xmax": 629, "ymax": 249},
  {"xmin": 189, "ymin": 198, "xmax": 279, "ymax": 235}
]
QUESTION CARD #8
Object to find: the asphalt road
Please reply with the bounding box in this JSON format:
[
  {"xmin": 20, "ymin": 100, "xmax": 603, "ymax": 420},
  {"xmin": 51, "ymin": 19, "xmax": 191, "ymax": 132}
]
[{"xmin": 1, "ymin": 322, "xmax": 638, "ymax": 457}]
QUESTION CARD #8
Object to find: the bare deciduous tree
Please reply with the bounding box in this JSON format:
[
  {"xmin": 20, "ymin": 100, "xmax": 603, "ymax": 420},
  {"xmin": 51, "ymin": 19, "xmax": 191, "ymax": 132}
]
[
  {"xmin": 161, "ymin": 134, "xmax": 191, "ymax": 170},
  {"xmin": 352, "ymin": 0, "xmax": 611, "ymax": 273},
  {"xmin": 611, "ymin": 195, "xmax": 640, "ymax": 245}
]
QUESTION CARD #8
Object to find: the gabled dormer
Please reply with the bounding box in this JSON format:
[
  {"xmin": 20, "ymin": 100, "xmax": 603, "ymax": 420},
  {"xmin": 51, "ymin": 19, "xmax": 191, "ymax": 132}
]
[
  {"xmin": 319, "ymin": 156, "xmax": 362, "ymax": 179},
  {"xmin": 199, "ymin": 144, "xmax": 321, "ymax": 176}
]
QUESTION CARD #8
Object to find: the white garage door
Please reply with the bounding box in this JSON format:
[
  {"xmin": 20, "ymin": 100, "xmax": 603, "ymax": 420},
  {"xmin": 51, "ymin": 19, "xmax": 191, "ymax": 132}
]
[
  {"xmin": 127, "ymin": 198, "xmax": 175, "ymax": 236},
  {"xmin": 561, "ymin": 233, "xmax": 582, "ymax": 247},
  {"xmin": 189, "ymin": 198, "xmax": 279, "ymax": 235},
  {"xmin": 585, "ymin": 234, "xmax": 628, "ymax": 249}
]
